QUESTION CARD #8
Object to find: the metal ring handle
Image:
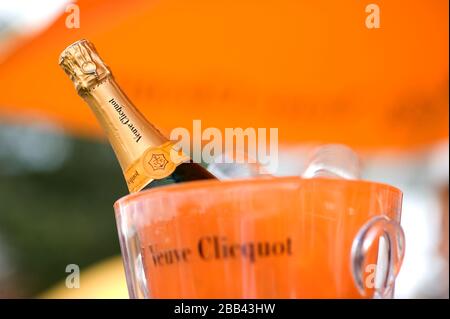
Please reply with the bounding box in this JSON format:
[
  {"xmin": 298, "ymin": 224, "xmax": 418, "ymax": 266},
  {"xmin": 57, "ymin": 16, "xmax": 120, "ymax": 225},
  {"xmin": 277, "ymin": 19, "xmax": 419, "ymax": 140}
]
[{"xmin": 351, "ymin": 216, "xmax": 405, "ymax": 298}]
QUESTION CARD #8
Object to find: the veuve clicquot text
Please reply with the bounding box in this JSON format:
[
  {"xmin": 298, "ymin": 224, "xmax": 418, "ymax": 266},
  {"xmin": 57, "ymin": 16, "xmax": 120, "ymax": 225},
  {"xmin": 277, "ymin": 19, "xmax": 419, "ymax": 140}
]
[{"xmin": 59, "ymin": 39, "xmax": 215, "ymax": 193}]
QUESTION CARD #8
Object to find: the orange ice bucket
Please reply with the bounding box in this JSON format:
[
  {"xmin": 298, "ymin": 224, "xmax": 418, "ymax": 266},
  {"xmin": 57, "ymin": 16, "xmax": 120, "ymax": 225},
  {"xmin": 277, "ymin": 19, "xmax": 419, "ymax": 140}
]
[{"xmin": 114, "ymin": 177, "xmax": 405, "ymax": 298}]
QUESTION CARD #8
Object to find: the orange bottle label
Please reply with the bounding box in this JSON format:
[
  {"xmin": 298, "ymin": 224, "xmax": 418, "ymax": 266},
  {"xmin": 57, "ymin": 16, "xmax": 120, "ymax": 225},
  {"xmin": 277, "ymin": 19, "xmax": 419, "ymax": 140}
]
[{"xmin": 124, "ymin": 142, "xmax": 190, "ymax": 192}]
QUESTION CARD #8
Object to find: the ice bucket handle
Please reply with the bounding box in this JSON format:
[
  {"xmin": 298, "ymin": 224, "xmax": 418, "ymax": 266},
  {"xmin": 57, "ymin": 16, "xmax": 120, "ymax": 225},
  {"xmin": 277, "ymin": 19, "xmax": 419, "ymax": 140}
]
[{"xmin": 351, "ymin": 216, "xmax": 405, "ymax": 298}]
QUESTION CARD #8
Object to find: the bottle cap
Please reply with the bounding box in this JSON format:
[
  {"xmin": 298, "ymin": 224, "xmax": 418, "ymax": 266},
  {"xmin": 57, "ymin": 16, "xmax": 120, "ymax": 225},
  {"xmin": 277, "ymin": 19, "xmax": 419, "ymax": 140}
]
[{"xmin": 59, "ymin": 39, "xmax": 111, "ymax": 92}]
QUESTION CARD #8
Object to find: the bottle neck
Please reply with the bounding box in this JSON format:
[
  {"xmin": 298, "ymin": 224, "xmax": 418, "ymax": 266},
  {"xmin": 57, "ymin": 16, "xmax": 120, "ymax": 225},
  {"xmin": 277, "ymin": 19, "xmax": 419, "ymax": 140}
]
[
  {"xmin": 81, "ymin": 76, "xmax": 168, "ymax": 171},
  {"xmin": 59, "ymin": 40, "xmax": 191, "ymax": 193}
]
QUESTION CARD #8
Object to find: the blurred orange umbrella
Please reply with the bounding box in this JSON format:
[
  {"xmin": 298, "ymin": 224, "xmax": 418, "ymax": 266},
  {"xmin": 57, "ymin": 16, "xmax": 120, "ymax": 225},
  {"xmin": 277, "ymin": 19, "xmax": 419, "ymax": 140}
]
[{"xmin": 0, "ymin": 0, "xmax": 448, "ymax": 148}]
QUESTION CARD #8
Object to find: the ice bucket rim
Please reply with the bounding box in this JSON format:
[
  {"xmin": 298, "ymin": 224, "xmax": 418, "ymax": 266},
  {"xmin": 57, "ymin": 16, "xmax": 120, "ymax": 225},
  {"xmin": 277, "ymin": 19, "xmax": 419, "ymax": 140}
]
[{"xmin": 114, "ymin": 176, "xmax": 402, "ymax": 210}]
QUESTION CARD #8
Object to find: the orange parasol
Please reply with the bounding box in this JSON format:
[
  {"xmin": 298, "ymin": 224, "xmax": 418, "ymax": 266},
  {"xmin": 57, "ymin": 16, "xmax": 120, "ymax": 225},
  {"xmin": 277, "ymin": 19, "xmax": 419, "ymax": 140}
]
[{"xmin": 0, "ymin": 0, "xmax": 448, "ymax": 148}]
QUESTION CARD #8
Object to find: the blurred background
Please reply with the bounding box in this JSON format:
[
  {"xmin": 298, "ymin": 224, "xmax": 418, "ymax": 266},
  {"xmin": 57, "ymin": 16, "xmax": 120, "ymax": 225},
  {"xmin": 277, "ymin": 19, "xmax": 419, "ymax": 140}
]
[{"xmin": 0, "ymin": 0, "xmax": 448, "ymax": 298}]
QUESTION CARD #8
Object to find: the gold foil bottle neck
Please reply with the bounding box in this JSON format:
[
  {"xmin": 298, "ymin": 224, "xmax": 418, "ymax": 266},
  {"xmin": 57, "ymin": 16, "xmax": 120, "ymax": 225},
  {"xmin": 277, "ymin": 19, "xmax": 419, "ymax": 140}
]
[{"xmin": 59, "ymin": 39, "xmax": 111, "ymax": 93}]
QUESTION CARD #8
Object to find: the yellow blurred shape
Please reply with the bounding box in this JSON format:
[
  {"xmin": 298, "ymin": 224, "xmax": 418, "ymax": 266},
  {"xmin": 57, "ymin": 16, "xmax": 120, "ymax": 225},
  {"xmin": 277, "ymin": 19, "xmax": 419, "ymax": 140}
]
[{"xmin": 40, "ymin": 256, "xmax": 129, "ymax": 299}]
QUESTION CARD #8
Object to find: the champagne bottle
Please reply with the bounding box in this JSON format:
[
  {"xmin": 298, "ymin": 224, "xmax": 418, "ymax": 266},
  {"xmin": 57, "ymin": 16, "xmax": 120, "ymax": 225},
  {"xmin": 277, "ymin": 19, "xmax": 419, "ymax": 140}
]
[{"xmin": 59, "ymin": 39, "xmax": 215, "ymax": 193}]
